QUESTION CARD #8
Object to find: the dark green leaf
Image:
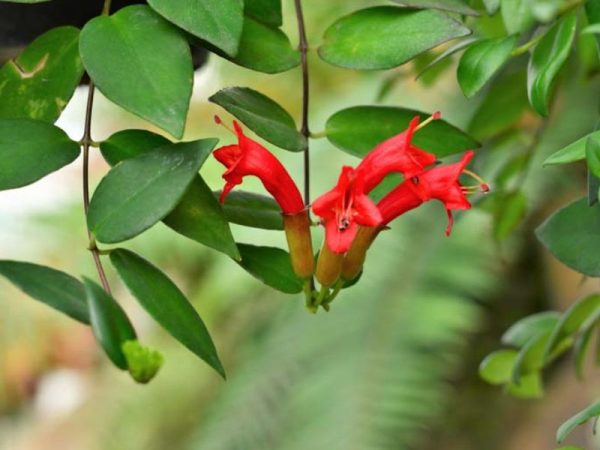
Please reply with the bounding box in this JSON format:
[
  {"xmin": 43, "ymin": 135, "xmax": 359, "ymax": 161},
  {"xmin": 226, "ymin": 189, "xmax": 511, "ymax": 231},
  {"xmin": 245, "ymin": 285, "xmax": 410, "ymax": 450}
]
[
  {"xmin": 527, "ymin": 13, "xmax": 577, "ymax": 116},
  {"xmin": 0, "ymin": 26, "xmax": 83, "ymax": 122},
  {"xmin": 543, "ymin": 130, "xmax": 600, "ymax": 166},
  {"xmin": 326, "ymin": 106, "xmax": 479, "ymax": 159},
  {"xmin": 237, "ymin": 244, "xmax": 304, "ymax": 294},
  {"xmin": 457, "ymin": 35, "xmax": 518, "ymax": 98},
  {"xmin": 544, "ymin": 295, "xmax": 600, "ymax": 359},
  {"xmin": 220, "ymin": 16, "xmax": 300, "ymax": 73},
  {"xmin": 122, "ymin": 340, "xmax": 164, "ymax": 384},
  {"xmin": 110, "ymin": 249, "xmax": 225, "ymax": 378},
  {"xmin": 83, "ymin": 277, "xmax": 136, "ymax": 370},
  {"xmin": 244, "ymin": 0, "xmax": 282, "ymax": 27},
  {"xmin": 588, "ymin": 169, "xmax": 600, "ymax": 206},
  {"xmin": 416, "ymin": 37, "xmax": 478, "ymax": 80},
  {"xmin": 493, "ymin": 190, "xmax": 527, "ymax": 240},
  {"xmin": 318, "ymin": 7, "xmax": 470, "ymax": 70},
  {"xmin": 586, "ymin": 134, "xmax": 600, "ymax": 178},
  {"xmin": 468, "ymin": 70, "xmax": 529, "ymax": 140},
  {"xmin": 389, "ymin": 0, "xmax": 479, "ymax": 16},
  {"xmin": 217, "ymin": 190, "xmax": 283, "ymax": 230},
  {"xmin": 501, "ymin": 311, "xmax": 560, "ymax": 347},
  {"xmin": 0, "ymin": 118, "xmax": 80, "ymax": 190},
  {"xmin": 88, "ymin": 139, "xmax": 217, "ymax": 243},
  {"xmin": 147, "ymin": 0, "xmax": 243, "ymax": 56},
  {"xmin": 0, "ymin": 261, "xmax": 88, "ymax": 324},
  {"xmin": 585, "ymin": 1, "xmax": 600, "ymax": 59},
  {"xmin": 80, "ymin": 5, "xmax": 193, "ymax": 138},
  {"xmin": 100, "ymin": 130, "xmax": 238, "ymax": 259},
  {"xmin": 557, "ymin": 401, "xmax": 600, "ymax": 443},
  {"xmin": 479, "ymin": 349, "xmax": 517, "ymax": 385},
  {"xmin": 536, "ymin": 198, "xmax": 600, "ymax": 276},
  {"xmin": 501, "ymin": 0, "xmax": 534, "ymax": 34},
  {"xmin": 209, "ymin": 87, "xmax": 306, "ymax": 152}
]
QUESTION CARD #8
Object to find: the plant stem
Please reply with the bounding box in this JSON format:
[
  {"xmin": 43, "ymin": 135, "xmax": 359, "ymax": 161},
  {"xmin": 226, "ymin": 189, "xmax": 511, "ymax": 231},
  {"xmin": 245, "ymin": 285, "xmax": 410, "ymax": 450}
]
[
  {"xmin": 294, "ymin": 0, "xmax": 311, "ymax": 206},
  {"xmin": 81, "ymin": 0, "xmax": 113, "ymax": 294}
]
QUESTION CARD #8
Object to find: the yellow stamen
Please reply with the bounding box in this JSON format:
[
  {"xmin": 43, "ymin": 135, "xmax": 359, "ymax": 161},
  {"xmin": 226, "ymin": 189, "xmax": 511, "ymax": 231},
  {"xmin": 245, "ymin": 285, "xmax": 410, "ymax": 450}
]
[
  {"xmin": 214, "ymin": 115, "xmax": 236, "ymax": 135},
  {"xmin": 415, "ymin": 111, "xmax": 441, "ymax": 131}
]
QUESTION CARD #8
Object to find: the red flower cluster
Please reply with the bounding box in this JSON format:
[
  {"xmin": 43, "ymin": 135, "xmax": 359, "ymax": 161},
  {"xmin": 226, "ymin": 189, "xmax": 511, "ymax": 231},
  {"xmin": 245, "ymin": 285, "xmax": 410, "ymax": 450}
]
[{"xmin": 212, "ymin": 114, "xmax": 487, "ymax": 305}]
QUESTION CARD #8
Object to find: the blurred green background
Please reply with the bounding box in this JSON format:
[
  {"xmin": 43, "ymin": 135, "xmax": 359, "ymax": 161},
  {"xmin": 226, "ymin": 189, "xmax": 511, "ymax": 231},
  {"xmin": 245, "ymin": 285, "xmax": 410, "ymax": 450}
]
[{"xmin": 2, "ymin": 2, "xmax": 600, "ymax": 449}]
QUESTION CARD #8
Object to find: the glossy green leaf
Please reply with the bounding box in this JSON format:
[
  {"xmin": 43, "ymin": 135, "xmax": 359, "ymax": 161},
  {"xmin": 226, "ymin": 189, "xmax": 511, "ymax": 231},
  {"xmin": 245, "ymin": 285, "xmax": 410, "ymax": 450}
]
[
  {"xmin": 88, "ymin": 139, "xmax": 217, "ymax": 243},
  {"xmin": 557, "ymin": 401, "xmax": 600, "ymax": 443},
  {"xmin": 110, "ymin": 249, "xmax": 225, "ymax": 378},
  {"xmin": 217, "ymin": 191, "xmax": 283, "ymax": 230},
  {"xmin": 581, "ymin": 24, "xmax": 600, "ymax": 35},
  {"xmin": 100, "ymin": 130, "xmax": 238, "ymax": 259},
  {"xmin": 586, "ymin": 134, "xmax": 600, "ymax": 178},
  {"xmin": 99, "ymin": 129, "xmax": 170, "ymax": 166},
  {"xmin": 574, "ymin": 325, "xmax": 594, "ymax": 380},
  {"xmin": 0, "ymin": 261, "xmax": 88, "ymax": 324},
  {"xmin": 501, "ymin": 311, "xmax": 560, "ymax": 347},
  {"xmin": 493, "ymin": 190, "xmax": 527, "ymax": 240},
  {"xmin": 389, "ymin": 0, "xmax": 478, "ymax": 15},
  {"xmin": 122, "ymin": 340, "xmax": 164, "ymax": 384},
  {"xmin": 479, "ymin": 349, "xmax": 517, "ymax": 385},
  {"xmin": 528, "ymin": 13, "xmax": 577, "ymax": 116},
  {"xmin": 416, "ymin": 37, "xmax": 478, "ymax": 80},
  {"xmin": 501, "ymin": 0, "xmax": 534, "ymax": 34},
  {"xmin": 0, "ymin": 26, "xmax": 83, "ymax": 122},
  {"xmin": 536, "ymin": 197, "xmax": 600, "ymax": 277},
  {"xmin": 507, "ymin": 372, "xmax": 543, "ymax": 398},
  {"xmin": 512, "ymin": 330, "xmax": 550, "ymax": 383},
  {"xmin": 237, "ymin": 244, "xmax": 304, "ymax": 294},
  {"xmin": 544, "ymin": 294, "xmax": 600, "ymax": 359},
  {"xmin": 457, "ymin": 35, "xmax": 518, "ymax": 98},
  {"xmin": 318, "ymin": 6, "xmax": 470, "ymax": 70},
  {"xmin": 147, "ymin": 0, "xmax": 243, "ymax": 56},
  {"xmin": 220, "ymin": 16, "xmax": 300, "ymax": 74},
  {"xmin": 326, "ymin": 106, "xmax": 479, "ymax": 159},
  {"xmin": 544, "ymin": 130, "xmax": 600, "ymax": 166},
  {"xmin": 468, "ymin": 70, "xmax": 529, "ymax": 140},
  {"xmin": 244, "ymin": 0, "xmax": 282, "ymax": 26},
  {"xmin": 80, "ymin": 5, "xmax": 193, "ymax": 138},
  {"xmin": 0, "ymin": 118, "xmax": 80, "ymax": 190},
  {"xmin": 209, "ymin": 87, "xmax": 306, "ymax": 152},
  {"xmin": 83, "ymin": 277, "xmax": 136, "ymax": 370}
]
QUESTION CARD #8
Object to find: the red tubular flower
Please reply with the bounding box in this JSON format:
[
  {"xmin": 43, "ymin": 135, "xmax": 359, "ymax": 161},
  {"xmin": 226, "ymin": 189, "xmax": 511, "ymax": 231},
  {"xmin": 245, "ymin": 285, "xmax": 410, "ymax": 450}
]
[
  {"xmin": 312, "ymin": 166, "xmax": 382, "ymax": 254},
  {"xmin": 355, "ymin": 114, "xmax": 439, "ymax": 193},
  {"xmin": 213, "ymin": 119, "xmax": 305, "ymax": 215}
]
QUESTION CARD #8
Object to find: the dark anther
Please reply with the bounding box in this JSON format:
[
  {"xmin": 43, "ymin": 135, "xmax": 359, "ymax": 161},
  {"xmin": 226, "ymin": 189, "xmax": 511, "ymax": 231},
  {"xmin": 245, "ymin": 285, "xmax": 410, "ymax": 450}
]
[
  {"xmin": 411, "ymin": 176, "xmax": 419, "ymax": 185},
  {"xmin": 338, "ymin": 217, "xmax": 350, "ymax": 231}
]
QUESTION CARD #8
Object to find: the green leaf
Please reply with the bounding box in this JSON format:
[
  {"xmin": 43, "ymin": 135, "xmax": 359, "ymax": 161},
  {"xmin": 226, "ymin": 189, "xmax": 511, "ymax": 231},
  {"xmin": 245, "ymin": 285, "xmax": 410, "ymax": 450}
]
[
  {"xmin": 468, "ymin": 70, "xmax": 529, "ymax": 140},
  {"xmin": 457, "ymin": 35, "xmax": 518, "ymax": 98},
  {"xmin": 83, "ymin": 277, "xmax": 136, "ymax": 370},
  {"xmin": 574, "ymin": 325, "xmax": 594, "ymax": 380},
  {"xmin": 217, "ymin": 190, "xmax": 283, "ymax": 230},
  {"xmin": 100, "ymin": 129, "xmax": 170, "ymax": 166},
  {"xmin": 88, "ymin": 139, "xmax": 217, "ymax": 243},
  {"xmin": 0, "ymin": 26, "xmax": 83, "ymax": 123},
  {"xmin": 580, "ymin": 23, "xmax": 600, "ymax": 35},
  {"xmin": 543, "ymin": 130, "xmax": 600, "ymax": 166},
  {"xmin": 493, "ymin": 190, "xmax": 527, "ymax": 240},
  {"xmin": 512, "ymin": 330, "xmax": 550, "ymax": 383},
  {"xmin": 110, "ymin": 249, "xmax": 225, "ymax": 378},
  {"xmin": 122, "ymin": 340, "xmax": 164, "ymax": 384},
  {"xmin": 389, "ymin": 0, "xmax": 479, "ymax": 16},
  {"xmin": 527, "ymin": 13, "xmax": 577, "ymax": 116},
  {"xmin": 479, "ymin": 349, "xmax": 517, "ymax": 385},
  {"xmin": 326, "ymin": 106, "xmax": 479, "ymax": 159},
  {"xmin": 501, "ymin": 311, "xmax": 560, "ymax": 347},
  {"xmin": 218, "ymin": 16, "xmax": 300, "ymax": 74},
  {"xmin": 501, "ymin": 0, "xmax": 534, "ymax": 34},
  {"xmin": 416, "ymin": 37, "xmax": 478, "ymax": 80},
  {"xmin": 100, "ymin": 131, "xmax": 239, "ymax": 259},
  {"xmin": 483, "ymin": 0, "xmax": 501, "ymax": 15},
  {"xmin": 209, "ymin": 87, "xmax": 306, "ymax": 152},
  {"xmin": 318, "ymin": 6, "xmax": 471, "ymax": 70},
  {"xmin": 237, "ymin": 244, "xmax": 304, "ymax": 294},
  {"xmin": 0, "ymin": 261, "xmax": 88, "ymax": 324},
  {"xmin": 244, "ymin": 0, "xmax": 282, "ymax": 27},
  {"xmin": 557, "ymin": 401, "xmax": 600, "ymax": 443},
  {"xmin": 586, "ymin": 134, "xmax": 600, "ymax": 178},
  {"xmin": 0, "ymin": 118, "xmax": 80, "ymax": 190},
  {"xmin": 147, "ymin": 0, "xmax": 243, "ymax": 57},
  {"xmin": 80, "ymin": 5, "xmax": 193, "ymax": 138},
  {"xmin": 588, "ymin": 169, "xmax": 600, "ymax": 206},
  {"xmin": 507, "ymin": 372, "xmax": 543, "ymax": 398},
  {"xmin": 544, "ymin": 295, "xmax": 600, "ymax": 359},
  {"xmin": 536, "ymin": 197, "xmax": 600, "ymax": 276}
]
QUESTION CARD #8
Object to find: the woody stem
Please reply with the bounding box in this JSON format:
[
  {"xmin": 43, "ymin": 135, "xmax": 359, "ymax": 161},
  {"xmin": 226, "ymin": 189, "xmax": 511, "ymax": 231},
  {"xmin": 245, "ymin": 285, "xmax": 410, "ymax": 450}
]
[
  {"xmin": 81, "ymin": 0, "xmax": 113, "ymax": 294},
  {"xmin": 293, "ymin": 0, "xmax": 310, "ymax": 205}
]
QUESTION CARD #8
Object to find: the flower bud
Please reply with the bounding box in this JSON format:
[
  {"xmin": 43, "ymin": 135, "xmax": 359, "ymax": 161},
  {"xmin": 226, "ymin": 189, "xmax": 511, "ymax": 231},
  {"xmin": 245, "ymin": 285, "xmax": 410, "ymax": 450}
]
[
  {"xmin": 315, "ymin": 242, "xmax": 344, "ymax": 287},
  {"xmin": 283, "ymin": 210, "xmax": 314, "ymax": 279},
  {"xmin": 341, "ymin": 226, "xmax": 381, "ymax": 281}
]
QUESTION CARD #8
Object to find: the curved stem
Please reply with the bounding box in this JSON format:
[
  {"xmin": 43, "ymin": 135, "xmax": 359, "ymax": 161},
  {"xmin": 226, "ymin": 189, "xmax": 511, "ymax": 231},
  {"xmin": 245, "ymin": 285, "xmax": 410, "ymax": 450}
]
[
  {"xmin": 294, "ymin": 0, "xmax": 310, "ymax": 206},
  {"xmin": 81, "ymin": 0, "xmax": 113, "ymax": 294}
]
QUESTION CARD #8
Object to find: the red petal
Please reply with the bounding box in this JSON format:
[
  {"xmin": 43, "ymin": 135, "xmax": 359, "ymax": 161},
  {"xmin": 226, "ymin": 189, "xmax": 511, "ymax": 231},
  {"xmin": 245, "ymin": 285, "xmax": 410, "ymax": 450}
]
[
  {"xmin": 325, "ymin": 219, "xmax": 358, "ymax": 254},
  {"xmin": 353, "ymin": 193, "xmax": 383, "ymax": 226}
]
